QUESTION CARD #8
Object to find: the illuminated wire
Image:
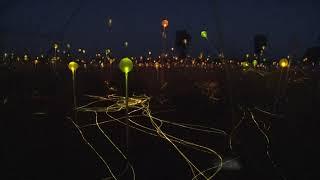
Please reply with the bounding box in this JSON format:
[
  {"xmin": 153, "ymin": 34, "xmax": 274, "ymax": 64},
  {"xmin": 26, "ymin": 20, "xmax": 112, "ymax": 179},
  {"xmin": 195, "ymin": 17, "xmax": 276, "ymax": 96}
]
[
  {"xmin": 68, "ymin": 117, "xmax": 118, "ymax": 180},
  {"xmin": 74, "ymin": 94, "xmax": 226, "ymax": 179}
]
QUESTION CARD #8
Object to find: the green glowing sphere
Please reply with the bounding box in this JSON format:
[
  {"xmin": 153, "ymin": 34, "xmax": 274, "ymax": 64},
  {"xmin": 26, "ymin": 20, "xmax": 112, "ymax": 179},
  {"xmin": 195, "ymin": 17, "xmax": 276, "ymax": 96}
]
[
  {"xmin": 68, "ymin": 61, "xmax": 79, "ymax": 73},
  {"xmin": 201, "ymin": 31, "xmax": 208, "ymax": 39},
  {"xmin": 252, "ymin": 60, "xmax": 258, "ymax": 67},
  {"xmin": 119, "ymin": 57, "xmax": 133, "ymax": 73}
]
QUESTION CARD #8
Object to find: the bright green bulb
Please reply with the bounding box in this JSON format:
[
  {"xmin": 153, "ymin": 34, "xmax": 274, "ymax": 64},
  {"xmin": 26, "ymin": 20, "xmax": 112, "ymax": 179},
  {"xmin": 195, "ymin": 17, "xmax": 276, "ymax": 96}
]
[
  {"xmin": 252, "ymin": 60, "xmax": 258, "ymax": 67},
  {"xmin": 119, "ymin": 57, "xmax": 133, "ymax": 73},
  {"xmin": 201, "ymin": 31, "xmax": 208, "ymax": 39}
]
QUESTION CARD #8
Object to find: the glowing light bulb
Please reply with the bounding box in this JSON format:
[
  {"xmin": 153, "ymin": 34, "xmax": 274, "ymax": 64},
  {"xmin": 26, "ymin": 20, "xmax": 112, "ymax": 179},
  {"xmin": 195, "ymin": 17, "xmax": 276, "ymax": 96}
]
[
  {"xmin": 183, "ymin": 39, "xmax": 188, "ymax": 45},
  {"xmin": 252, "ymin": 60, "xmax": 258, "ymax": 67},
  {"xmin": 201, "ymin": 31, "xmax": 208, "ymax": 39},
  {"xmin": 119, "ymin": 57, "xmax": 133, "ymax": 73},
  {"xmin": 241, "ymin": 61, "xmax": 250, "ymax": 71},
  {"xmin": 155, "ymin": 62, "xmax": 160, "ymax": 69},
  {"xmin": 161, "ymin": 19, "xmax": 169, "ymax": 29},
  {"xmin": 108, "ymin": 18, "xmax": 112, "ymax": 27},
  {"xmin": 279, "ymin": 58, "xmax": 289, "ymax": 68},
  {"xmin": 68, "ymin": 61, "xmax": 79, "ymax": 74}
]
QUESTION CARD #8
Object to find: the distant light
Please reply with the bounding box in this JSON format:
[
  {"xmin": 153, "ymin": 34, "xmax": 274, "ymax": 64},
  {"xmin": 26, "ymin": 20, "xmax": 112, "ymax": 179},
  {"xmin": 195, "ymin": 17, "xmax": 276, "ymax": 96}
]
[
  {"xmin": 24, "ymin": 55, "xmax": 28, "ymax": 61},
  {"xmin": 108, "ymin": 18, "xmax": 112, "ymax": 27},
  {"xmin": 201, "ymin": 31, "xmax": 208, "ymax": 39},
  {"xmin": 241, "ymin": 61, "xmax": 250, "ymax": 70},
  {"xmin": 199, "ymin": 52, "xmax": 203, "ymax": 59},
  {"xmin": 155, "ymin": 62, "xmax": 160, "ymax": 69},
  {"xmin": 161, "ymin": 19, "xmax": 169, "ymax": 29},
  {"xmin": 183, "ymin": 39, "xmax": 188, "ymax": 45},
  {"xmin": 252, "ymin": 60, "xmax": 258, "ymax": 67},
  {"xmin": 106, "ymin": 49, "xmax": 111, "ymax": 55}
]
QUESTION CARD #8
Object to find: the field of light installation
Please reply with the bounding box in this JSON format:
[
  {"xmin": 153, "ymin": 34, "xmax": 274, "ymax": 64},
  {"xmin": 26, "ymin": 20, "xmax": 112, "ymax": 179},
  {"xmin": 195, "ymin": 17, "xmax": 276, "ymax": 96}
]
[
  {"xmin": 1, "ymin": 52, "xmax": 319, "ymax": 179},
  {"xmin": 1, "ymin": 1, "xmax": 320, "ymax": 179}
]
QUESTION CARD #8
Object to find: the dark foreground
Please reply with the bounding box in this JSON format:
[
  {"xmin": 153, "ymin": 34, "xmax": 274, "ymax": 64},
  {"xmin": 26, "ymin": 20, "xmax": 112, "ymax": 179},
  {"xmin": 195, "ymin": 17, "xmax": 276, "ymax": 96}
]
[{"xmin": 1, "ymin": 64, "xmax": 319, "ymax": 180}]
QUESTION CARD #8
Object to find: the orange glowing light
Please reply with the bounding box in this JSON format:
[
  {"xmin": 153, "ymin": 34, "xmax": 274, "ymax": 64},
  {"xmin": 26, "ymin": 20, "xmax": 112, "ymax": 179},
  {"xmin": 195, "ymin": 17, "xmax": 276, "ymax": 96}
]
[{"xmin": 162, "ymin": 19, "xmax": 169, "ymax": 29}]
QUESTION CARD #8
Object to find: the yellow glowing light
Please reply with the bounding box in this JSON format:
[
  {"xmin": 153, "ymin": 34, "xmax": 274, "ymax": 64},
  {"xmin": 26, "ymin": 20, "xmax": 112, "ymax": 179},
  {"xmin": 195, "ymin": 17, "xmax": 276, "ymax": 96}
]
[
  {"xmin": 68, "ymin": 61, "xmax": 79, "ymax": 74},
  {"xmin": 155, "ymin": 62, "xmax": 160, "ymax": 69},
  {"xmin": 119, "ymin": 57, "xmax": 133, "ymax": 73},
  {"xmin": 279, "ymin": 58, "xmax": 289, "ymax": 68}
]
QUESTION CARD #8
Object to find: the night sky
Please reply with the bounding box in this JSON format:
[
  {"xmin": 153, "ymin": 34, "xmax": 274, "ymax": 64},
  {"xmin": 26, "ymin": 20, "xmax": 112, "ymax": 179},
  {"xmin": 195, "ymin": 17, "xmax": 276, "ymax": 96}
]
[{"xmin": 0, "ymin": 0, "xmax": 319, "ymax": 57}]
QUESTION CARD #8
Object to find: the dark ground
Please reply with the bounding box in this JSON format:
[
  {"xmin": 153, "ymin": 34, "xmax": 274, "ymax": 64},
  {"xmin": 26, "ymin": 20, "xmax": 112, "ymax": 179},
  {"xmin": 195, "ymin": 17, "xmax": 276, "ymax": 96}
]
[{"xmin": 1, "ymin": 64, "xmax": 319, "ymax": 180}]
